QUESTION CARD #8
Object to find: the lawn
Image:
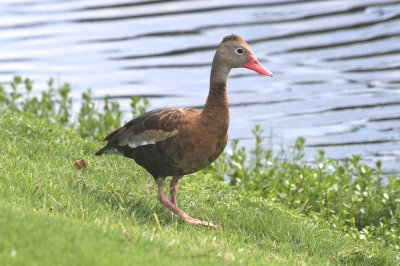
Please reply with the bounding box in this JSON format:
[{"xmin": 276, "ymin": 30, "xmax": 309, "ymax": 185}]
[{"xmin": 0, "ymin": 109, "xmax": 397, "ymax": 265}]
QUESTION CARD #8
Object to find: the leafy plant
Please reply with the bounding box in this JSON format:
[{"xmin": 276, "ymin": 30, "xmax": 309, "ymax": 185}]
[
  {"xmin": 0, "ymin": 76, "xmax": 149, "ymax": 140},
  {"xmin": 130, "ymin": 96, "xmax": 149, "ymax": 117},
  {"xmin": 203, "ymin": 128, "xmax": 400, "ymax": 250}
]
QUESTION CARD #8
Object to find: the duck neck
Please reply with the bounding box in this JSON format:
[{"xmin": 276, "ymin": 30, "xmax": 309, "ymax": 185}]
[{"xmin": 201, "ymin": 57, "xmax": 231, "ymax": 121}]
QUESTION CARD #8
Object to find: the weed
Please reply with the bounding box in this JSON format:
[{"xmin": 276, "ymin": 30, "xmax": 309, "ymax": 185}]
[
  {"xmin": 203, "ymin": 127, "xmax": 400, "ymax": 251},
  {"xmin": 0, "ymin": 76, "xmax": 148, "ymax": 140}
]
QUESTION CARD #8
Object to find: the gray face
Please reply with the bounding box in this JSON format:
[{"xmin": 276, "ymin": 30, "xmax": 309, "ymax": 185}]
[{"xmin": 216, "ymin": 39, "xmax": 253, "ymax": 69}]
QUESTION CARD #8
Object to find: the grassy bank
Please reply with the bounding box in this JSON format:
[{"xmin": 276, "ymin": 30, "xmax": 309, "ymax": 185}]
[
  {"xmin": 0, "ymin": 110, "xmax": 397, "ymax": 265},
  {"xmin": 0, "ymin": 77, "xmax": 399, "ymax": 264}
]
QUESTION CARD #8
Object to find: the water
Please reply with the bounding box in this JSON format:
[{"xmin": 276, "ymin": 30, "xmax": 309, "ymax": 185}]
[{"xmin": 1, "ymin": 0, "xmax": 400, "ymax": 173}]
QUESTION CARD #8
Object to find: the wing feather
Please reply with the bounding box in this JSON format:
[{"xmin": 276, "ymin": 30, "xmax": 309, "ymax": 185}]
[{"xmin": 95, "ymin": 108, "xmax": 199, "ymax": 156}]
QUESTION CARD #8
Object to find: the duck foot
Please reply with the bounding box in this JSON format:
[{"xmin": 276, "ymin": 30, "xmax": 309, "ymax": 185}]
[
  {"xmin": 182, "ymin": 215, "xmax": 221, "ymax": 229},
  {"xmin": 157, "ymin": 177, "xmax": 220, "ymax": 229}
]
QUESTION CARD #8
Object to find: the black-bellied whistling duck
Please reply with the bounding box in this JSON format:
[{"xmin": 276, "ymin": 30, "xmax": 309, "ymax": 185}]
[{"xmin": 95, "ymin": 34, "xmax": 273, "ymax": 228}]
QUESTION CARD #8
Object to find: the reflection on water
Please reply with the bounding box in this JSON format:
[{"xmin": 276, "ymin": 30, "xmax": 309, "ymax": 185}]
[{"xmin": 1, "ymin": 0, "xmax": 400, "ymax": 172}]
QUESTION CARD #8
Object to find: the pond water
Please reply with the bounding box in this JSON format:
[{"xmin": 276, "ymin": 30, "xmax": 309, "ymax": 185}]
[{"xmin": 1, "ymin": 0, "xmax": 400, "ymax": 173}]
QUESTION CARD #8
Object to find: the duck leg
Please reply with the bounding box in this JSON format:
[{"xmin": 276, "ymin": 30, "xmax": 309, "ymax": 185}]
[
  {"xmin": 156, "ymin": 177, "xmax": 220, "ymax": 229},
  {"xmin": 169, "ymin": 176, "xmax": 181, "ymax": 208}
]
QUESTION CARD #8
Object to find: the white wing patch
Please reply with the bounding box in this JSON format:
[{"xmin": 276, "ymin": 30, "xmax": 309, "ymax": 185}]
[
  {"xmin": 103, "ymin": 147, "xmax": 120, "ymax": 155},
  {"xmin": 118, "ymin": 129, "xmax": 178, "ymax": 148}
]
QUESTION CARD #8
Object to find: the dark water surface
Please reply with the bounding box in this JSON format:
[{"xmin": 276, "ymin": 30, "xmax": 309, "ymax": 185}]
[{"xmin": 1, "ymin": 0, "xmax": 400, "ymax": 172}]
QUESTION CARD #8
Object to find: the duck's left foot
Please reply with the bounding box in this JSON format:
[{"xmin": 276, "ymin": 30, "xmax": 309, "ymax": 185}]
[{"xmin": 183, "ymin": 215, "xmax": 221, "ymax": 229}]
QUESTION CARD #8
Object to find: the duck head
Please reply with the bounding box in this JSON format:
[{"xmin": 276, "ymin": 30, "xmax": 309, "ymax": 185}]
[{"xmin": 215, "ymin": 34, "xmax": 273, "ymax": 77}]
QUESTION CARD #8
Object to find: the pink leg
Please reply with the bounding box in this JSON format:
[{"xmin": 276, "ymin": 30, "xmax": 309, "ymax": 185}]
[
  {"xmin": 156, "ymin": 178, "xmax": 220, "ymax": 229},
  {"xmin": 169, "ymin": 176, "xmax": 181, "ymax": 208}
]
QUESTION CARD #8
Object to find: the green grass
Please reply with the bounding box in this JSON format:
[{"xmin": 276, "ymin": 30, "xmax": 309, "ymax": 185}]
[
  {"xmin": 0, "ymin": 110, "xmax": 398, "ymax": 265},
  {"xmin": 205, "ymin": 127, "xmax": 400, "ymax": 249}
]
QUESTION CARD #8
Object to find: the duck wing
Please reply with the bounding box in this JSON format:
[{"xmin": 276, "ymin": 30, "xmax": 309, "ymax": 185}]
[{"xmin": 95, "ymin": 108, "xmax": 199, "ymax": 156}]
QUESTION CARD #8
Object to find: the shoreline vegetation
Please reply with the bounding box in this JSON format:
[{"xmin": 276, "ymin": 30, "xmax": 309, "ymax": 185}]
[{"xmin": 0, "ymin": 76, "xmax": 399, "ymax": 264}]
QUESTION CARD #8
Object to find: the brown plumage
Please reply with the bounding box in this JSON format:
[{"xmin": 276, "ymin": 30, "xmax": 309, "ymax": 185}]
[{"xmin": 95, "ymin": 34, "xmax": 273, "ymax": 228}]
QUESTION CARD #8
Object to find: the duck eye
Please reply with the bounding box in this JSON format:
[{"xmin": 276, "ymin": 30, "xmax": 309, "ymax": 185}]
[{"xmin": 235, "ymin": 48, "xmax": 244, "ymax": 55}]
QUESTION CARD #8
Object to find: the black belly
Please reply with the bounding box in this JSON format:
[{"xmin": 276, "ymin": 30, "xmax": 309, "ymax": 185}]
[
  {"xmin": 116, "ymin": 134, "xmax": 226, "ymax": 178},
  {"xmin": 117, "ymin": 139, "xmax": 186, "ymax": 178}
]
